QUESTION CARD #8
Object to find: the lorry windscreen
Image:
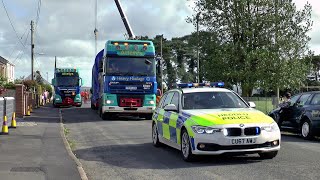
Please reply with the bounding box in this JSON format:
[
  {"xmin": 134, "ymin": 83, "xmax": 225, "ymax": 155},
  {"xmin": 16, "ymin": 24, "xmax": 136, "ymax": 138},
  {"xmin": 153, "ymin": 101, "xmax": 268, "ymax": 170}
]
[
  {"xmin": 106, "ymin": 57, "xmax": 156, "ymax": 76},
  {"xmin": 56, "ymin": 73, "xmax": 79, "ymax": 87}
]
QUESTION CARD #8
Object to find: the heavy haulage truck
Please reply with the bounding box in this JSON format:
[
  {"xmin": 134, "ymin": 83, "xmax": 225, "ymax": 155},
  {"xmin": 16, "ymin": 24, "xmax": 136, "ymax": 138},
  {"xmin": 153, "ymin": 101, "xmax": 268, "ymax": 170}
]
[
  {"xmin": 52, "ymin": 68, "xmax": 83, "ymax": 107},
  {"xmin": 90, "ymin": 0, "xmax": 157, "ymax": 120}
]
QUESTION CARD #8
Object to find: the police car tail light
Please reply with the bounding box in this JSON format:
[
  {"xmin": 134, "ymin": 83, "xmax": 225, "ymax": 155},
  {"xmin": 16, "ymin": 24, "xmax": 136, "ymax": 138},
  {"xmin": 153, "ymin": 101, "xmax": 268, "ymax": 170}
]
[
  {"xmin": 148, "ymin": 100, "xmax": 155, "ymax": 105},
  {"xmin": 261, "ymin": 122, "xmax": 279, "ymax": 132},
  {"xmin": 192, "ymin": 126, "xmax": 222, "ymax": 134}
]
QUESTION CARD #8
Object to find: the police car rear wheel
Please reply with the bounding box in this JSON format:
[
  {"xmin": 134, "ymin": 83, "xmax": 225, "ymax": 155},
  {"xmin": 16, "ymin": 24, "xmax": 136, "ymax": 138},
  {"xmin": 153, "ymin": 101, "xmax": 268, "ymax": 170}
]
[
  {"xmin": 258, "ymin": 151, "xmax": 278, "ymax": 159},
  {"xmin": 181, "ymin": 129, "xmax": 195, "ymax": 162},
  {"xmin": 152, "ymin": 123, "xmax": 161, "ymax": 147}
]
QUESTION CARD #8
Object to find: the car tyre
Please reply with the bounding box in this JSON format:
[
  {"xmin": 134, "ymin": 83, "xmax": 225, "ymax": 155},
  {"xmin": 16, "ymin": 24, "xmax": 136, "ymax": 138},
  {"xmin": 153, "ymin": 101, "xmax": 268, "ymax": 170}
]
[
  {"xmin": 301, "ymin": 120, "xmax": 313, "ymax": 140},
  {"xmin": 181, "ymin": 129, "xmax": 196, "ymax": 162},
  {"xmin": 259, "ymin": 151, "xmax": 278, "ymax": 159},
  {"xmin": 152, "ymin": 122, "xmax": 161, "ymax": 147}
]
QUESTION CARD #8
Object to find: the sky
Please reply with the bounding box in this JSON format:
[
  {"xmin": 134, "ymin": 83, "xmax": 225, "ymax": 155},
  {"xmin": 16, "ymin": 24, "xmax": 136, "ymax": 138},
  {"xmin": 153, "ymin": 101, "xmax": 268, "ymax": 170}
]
[{"xmin": 0, "ymin": 0, "xmax": 319, "ymax": 87}]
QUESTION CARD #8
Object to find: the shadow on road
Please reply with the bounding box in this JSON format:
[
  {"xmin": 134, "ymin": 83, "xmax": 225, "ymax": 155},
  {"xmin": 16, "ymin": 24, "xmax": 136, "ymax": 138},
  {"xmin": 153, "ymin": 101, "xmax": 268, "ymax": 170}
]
[
  {"xmin": 73, "ymin": 142, "xmax": 263, "ymax": 169},
  {"xmin": 62, "ymin": 107, "xmax": 149, "ymax": 123},
  {"xmin": 281, "ymin": 133, "xmax": 320, "ymax": 143}
]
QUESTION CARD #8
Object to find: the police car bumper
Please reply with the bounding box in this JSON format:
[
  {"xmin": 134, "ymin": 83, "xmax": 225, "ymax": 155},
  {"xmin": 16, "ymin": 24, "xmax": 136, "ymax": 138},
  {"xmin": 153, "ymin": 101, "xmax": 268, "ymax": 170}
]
[
  {"xmin": 102, "ymin": 106, "xmax": 155, "ymax": 114},
  {"xmin": 190, "ymin": 127, "xmax": 281, "ymax": 155}
]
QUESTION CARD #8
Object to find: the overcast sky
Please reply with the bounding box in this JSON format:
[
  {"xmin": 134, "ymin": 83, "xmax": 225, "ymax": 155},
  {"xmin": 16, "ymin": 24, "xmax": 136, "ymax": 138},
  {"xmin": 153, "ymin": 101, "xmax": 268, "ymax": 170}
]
[{"xmin": 0, "ymin": 0, "xmax": 319, "ymax": 87}]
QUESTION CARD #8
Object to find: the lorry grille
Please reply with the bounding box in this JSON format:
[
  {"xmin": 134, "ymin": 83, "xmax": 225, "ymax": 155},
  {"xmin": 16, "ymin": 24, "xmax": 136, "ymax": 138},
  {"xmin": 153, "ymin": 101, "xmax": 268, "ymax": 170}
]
[
  {"xmin": 59, "ymin": 90, "xmax": 76, "ymax": 99},
  {"xmin": 117, "ymin": 95, "xmax": 144, "ymax": 107}
]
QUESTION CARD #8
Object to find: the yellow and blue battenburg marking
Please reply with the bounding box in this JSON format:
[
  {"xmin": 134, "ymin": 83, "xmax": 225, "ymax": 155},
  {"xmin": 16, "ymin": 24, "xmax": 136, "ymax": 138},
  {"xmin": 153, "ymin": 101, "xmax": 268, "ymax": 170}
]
[{"xmin": 154, "ymin": 109, "xmax": 192, "ymax": 145}]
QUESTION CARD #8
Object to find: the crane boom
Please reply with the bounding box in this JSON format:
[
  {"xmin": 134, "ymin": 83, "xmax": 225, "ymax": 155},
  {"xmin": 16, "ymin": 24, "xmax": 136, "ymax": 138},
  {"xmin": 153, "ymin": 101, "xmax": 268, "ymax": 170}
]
[{"xmin": 114, "ymin": 0, "xmax": 135, "ymax": 39}]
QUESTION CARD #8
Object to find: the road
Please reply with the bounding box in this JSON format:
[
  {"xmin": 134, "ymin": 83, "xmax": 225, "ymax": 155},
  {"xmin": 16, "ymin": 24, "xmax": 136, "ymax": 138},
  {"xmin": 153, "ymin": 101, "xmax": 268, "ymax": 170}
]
[{"xmin": 62, "ymin": 103, "xmax": 320, "ymax": 180}]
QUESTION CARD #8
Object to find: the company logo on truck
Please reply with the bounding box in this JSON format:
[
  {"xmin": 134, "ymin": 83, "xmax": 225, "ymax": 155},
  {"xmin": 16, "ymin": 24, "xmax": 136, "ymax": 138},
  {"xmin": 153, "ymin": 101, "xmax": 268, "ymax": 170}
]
[{"xmin": 111, "ymin": 76, "xmax": 146, "ymax": 82}]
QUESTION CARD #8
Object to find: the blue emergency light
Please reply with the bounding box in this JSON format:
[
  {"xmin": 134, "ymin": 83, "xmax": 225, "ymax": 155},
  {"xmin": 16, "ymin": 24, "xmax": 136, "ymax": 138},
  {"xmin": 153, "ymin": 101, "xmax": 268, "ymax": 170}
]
[{"xmin": 177, "ymin": 82, "xmax": 224, "ymax": 88}]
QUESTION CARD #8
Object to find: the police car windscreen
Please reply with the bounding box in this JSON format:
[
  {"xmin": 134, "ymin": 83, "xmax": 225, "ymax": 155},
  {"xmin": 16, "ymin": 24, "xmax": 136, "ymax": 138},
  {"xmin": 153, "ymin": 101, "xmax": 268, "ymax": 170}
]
[
  {"xmin": 56, "ymin": 72, "xmax": 79, "ymax": 87},
  {"xmin": 182, "ymin": 92, "xmax": 248, "ymax": 109},
  {"xmin": 107, "ymin": 57, "xmax": 156, "ymax": 76}
]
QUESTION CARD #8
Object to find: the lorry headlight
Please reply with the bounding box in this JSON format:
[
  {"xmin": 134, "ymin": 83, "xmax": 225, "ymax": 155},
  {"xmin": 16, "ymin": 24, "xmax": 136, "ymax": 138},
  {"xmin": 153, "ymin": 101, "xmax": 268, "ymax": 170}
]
[
  {"xmin": 261, "ymin": 122, "xmax": 279, "ymax": 132},
  {"xmin": 191, "ymin": 126, "xmax": 222, "ymax": 134},
  {"xmin": 148, "ymin": 100, "xmax": 155, "ymax": 105},
  {"xmin": 106, "ymin": 100, "xmax": 114, "ymax": 104}
]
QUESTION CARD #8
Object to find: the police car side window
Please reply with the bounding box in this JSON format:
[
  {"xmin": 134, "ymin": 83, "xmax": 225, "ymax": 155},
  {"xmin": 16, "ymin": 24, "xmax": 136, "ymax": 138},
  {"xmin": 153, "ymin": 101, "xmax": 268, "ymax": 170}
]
[
  {"xmin": 158, "ymin": 93, "xmax": 168, "ymax": 108},
  {"xmin": 162, "ymin": 92, "xmax": 174, "ymax": 108},
  {"xmin": 170, "ymin": 92, "xmax": 179, "ymax": 109}
]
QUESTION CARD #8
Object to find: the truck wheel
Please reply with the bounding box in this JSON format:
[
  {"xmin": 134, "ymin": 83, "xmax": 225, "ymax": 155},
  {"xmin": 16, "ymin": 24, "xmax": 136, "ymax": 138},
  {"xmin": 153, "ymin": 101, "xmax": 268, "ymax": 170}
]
[{"xmin": 101, "ymin": 113, "xmax": 110, "ymax": 120}]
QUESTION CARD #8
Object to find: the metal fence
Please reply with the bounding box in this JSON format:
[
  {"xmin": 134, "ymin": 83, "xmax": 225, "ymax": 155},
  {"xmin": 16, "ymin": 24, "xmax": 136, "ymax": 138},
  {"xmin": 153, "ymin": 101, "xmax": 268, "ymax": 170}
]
[
  {"xmin": 0, "ymin": 97, "xmax": 15, "ymax": 126},
  {"xmin": 242, "ymin": 96, "xmax": 278, "ymax": 114}
]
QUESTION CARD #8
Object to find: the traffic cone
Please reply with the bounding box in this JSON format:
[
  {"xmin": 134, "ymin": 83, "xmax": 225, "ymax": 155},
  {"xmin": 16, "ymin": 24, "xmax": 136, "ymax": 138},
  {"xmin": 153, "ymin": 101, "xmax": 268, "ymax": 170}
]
[
  {"xmin": 10, "ymin": 112, "xmax": 17, "ymax": 129},
  {"xmin": 1, "ymin": 116, "xmax": 9, "ymax": 135},
  {"xmin": 26, "ymin": 106, "xmax": 31, "ymax": 116}
]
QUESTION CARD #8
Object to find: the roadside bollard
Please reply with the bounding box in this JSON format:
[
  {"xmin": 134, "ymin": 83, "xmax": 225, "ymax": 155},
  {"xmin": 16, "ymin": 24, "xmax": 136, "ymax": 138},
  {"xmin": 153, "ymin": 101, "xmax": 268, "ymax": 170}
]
[
  {"xmin": 10, "ymin": 112, "xmax": 17, "ymax": 129},
  {"xmin": 26, "ymin": 106, "xmax": 31, "ymax": 116},
  {"xmin": 1, "ymin": 116, "xmax": 9, "ymax": 135}
]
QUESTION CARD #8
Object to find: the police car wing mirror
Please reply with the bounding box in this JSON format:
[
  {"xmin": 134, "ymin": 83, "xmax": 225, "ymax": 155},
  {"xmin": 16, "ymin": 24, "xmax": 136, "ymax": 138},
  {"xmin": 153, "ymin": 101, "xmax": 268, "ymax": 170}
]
[
  {"xmin": 164, "ymin": 104, "xmax": 178, "ymax": 112},
  {"xmin": 248, "ymin": 102, "xmax": 256, "ymax": 108}
]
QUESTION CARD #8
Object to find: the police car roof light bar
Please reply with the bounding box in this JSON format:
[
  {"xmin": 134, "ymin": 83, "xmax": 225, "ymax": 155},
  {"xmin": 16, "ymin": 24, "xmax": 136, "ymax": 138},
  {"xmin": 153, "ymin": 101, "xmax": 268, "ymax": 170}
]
[{"xmin": 177, "ymin": 82, "xmax": 224, "ymax": 88}]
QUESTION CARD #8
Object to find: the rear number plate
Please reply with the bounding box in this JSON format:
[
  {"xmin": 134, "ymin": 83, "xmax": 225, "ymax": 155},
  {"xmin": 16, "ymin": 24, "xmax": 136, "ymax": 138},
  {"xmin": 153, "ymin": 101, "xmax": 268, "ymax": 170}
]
[{"xmin": 231, "ymin": 138, "xmax": 257, "ymax": 145}]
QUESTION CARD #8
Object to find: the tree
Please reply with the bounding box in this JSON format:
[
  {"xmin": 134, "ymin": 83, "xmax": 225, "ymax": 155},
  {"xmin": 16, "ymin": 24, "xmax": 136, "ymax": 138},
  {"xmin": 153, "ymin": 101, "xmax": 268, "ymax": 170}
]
[{"xmin": 188, "ymin": 0, "xmax": 313, "ymax": 96}]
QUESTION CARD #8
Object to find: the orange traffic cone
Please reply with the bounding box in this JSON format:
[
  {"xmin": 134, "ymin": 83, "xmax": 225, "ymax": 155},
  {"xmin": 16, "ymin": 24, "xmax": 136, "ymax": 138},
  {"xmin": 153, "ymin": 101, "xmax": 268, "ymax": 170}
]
[
  {"xmin": 26, "ymin": 106, "xmax": 31, "ymax": 116},
  {"xmin": 10, "ymin": 112, "xmax": 17, "ymax": 128},
  {"xmin": 1, "ymin": 116, "xmax": 9, "ymax": 135}
]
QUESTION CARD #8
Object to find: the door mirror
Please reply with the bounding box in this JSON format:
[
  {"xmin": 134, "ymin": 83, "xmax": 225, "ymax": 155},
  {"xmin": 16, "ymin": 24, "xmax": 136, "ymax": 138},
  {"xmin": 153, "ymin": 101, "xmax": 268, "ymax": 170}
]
[
  {"xmin": 98, "ymin": 60, "xmax": 103, "ymax": 73},
  {"xmin": 248, "ymin": 101, "xmax": 256, "ymax": 108},
  {"xmin": 51, "ymin": 79, "xmax": 55, "ymax": 86},
  {"xmin": 79, "ymin": 78, "xmax": 83, "ymax": 87},
  {"xmin": 164, "ymin": 104, "xmax": 178, "ymax": 112}
]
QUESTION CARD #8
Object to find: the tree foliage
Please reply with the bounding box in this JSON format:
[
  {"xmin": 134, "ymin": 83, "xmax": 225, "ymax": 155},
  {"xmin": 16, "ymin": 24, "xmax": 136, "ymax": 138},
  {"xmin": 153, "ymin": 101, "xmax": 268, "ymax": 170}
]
[{"xmin": 185, "ymin": 0, "xmax": 313, "ymax": 96}]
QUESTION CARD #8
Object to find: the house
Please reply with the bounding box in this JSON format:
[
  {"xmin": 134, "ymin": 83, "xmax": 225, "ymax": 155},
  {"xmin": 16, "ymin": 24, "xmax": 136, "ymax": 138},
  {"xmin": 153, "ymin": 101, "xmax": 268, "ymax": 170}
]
[
  {"xmin": 0, "ymin": 56, "xmax": 15, "ymax": 82},
  {"xmin": 24, "ymin": 71, "xmax": 51, "ymax": 85}
]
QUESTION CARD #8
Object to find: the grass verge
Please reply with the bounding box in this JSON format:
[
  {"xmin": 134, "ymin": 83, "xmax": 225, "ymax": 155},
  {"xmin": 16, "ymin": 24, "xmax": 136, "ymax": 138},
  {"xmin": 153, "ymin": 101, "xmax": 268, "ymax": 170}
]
[{"xmin": 64, "ymin": 127, "xmax": 76, "ymax": 150}]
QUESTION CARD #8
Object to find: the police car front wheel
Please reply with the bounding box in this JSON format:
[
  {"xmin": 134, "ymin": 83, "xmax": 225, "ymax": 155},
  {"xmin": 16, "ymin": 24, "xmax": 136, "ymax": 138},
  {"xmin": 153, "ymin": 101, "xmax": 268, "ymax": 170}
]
[
  {"xmin": 152, "ymin": 123, "xmax": 161, "ymax": 147},
  {"xmin": 181, "ymin": 129, "xmax": 196, "ymax": 162}
]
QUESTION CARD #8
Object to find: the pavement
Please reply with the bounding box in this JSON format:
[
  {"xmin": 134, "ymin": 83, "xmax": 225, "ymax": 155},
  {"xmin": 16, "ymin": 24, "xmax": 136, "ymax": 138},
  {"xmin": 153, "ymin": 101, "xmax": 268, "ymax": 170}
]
[
  {"xmin": 0, "ymin": 104, "xmax": 81, "ymax": 180},
  {"xmin": 62, "ymin": 103, "xmax": 320, "ymax": 180}
]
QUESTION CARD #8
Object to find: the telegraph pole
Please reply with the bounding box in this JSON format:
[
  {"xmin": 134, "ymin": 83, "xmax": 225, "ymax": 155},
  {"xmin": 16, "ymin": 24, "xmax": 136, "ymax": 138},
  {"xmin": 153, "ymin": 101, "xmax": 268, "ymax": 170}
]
[
  {"xmin": 196, "ymin": 13, "xmax": 200, "ymax": 83},
  {"xmin": 31, "ymin": 20, "xmax": 35, "ymax": 81},
  {"xmin": 94, "ymin": 0, "xmax": 98, "ymax": 55},
  {"xmin": 160, "ymin": 34, "xmax": 163, "ymax": 93}
]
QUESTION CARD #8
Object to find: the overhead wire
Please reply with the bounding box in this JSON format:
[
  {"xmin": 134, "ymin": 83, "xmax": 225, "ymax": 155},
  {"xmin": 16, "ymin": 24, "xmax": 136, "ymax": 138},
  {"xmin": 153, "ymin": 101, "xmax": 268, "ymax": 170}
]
[{"xmin": 1, "ymin": 0, "xmax": 28, "ymax": 50}]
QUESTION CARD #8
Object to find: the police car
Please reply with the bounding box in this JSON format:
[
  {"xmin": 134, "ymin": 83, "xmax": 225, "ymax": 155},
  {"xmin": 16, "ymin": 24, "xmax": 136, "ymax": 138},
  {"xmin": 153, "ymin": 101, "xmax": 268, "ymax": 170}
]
[{"xmin": 152, "ymin": 82, "xmax": 281, "ymax": 161}]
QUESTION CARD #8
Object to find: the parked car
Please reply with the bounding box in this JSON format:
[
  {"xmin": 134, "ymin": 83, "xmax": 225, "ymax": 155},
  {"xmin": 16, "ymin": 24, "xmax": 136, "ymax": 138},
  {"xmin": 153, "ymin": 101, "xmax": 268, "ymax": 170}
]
[{"xmin": 268, "ymin": 91, "xmax": 320, "ymax": 139}]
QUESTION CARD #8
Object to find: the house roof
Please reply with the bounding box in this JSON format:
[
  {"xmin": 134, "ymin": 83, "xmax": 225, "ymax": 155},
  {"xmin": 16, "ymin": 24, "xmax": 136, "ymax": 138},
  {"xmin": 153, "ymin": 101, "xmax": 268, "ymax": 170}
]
[
  {"xmin": 0, "ymin": 56, "xmax": 8, "ymax": 64},
  {"xmin": 0, "ymin": 56, "xmax": 14, "ymax": 66},
  {"xmin": 24, "ymin": 72, "xmax": 51, "ymax": 85}
]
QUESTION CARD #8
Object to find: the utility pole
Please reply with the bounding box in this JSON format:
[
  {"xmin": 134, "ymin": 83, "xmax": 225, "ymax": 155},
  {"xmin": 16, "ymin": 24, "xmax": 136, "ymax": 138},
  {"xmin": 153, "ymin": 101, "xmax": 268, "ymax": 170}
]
[
  {"xmin": 160, "ymin": 34, "xmax": 163, "ymax": 93},
  {"xmin": 94, "ymin": 0, "xmax": 98, "ymax": 55},
  {"xmin": 196, "ymin": 13, "xmax": 200, "ymax": 83},
  {"xmin": 54, "ymin": 56, "xmax": 57, "ymax": 70},
  {"xmin": 31, "ymin": 20, "xmax": 35, "ymax": 81}
]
